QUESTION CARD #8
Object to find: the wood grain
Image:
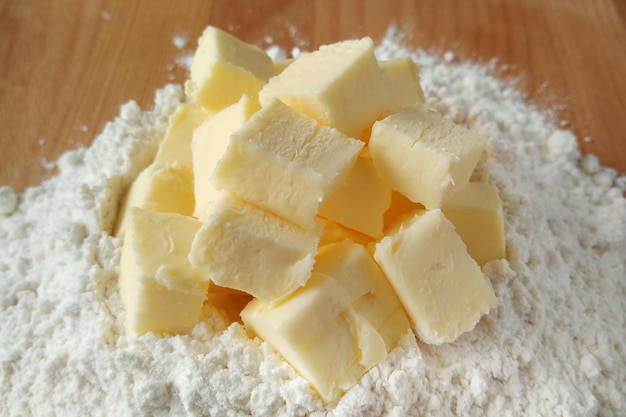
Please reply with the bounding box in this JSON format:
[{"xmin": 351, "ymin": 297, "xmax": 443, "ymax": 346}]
[{"xmin": 1, "ymin": 0, "xmax": 625, "ymax": 191}]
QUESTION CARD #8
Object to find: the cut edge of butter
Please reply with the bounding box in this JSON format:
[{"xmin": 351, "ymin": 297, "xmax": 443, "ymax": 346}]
[
  {"xmin": 185, "ymin": 26, "xmax": 274, "ymax": 113},
  {"xmin": 374, "ymin": 208, "xmax": 497, "ymax": 345},
  {"xmin": 120, "ymin": 207, "xmax": 209, "ymax": 336}
]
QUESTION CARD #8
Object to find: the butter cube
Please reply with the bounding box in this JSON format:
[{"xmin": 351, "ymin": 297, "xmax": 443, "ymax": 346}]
[
  {"xmin": 315, "ymin": 241, "xmax": 411, "ymax": 351},
  {"xmin": 115, "ymin": 103, "xmax": 205, "ymax": 236},
  {"xmin": 212, "ymin": 99, "xmax": 363, "ymax": 229},
  {"xmin": 259, "ymin": 38, "xmax": 388, "ymax": 139},
  {"xmin": 119, "ymin": 208, "xmax": 209, "ymax": 336},
  {"xmin": 189, "ymin": 193, "xmax": 323, "ymax": 305},
  {"xmin": 319, "ymin": 153, "xmax": 391, "ymax": 238},
  {"xmin": 242, "ymin": 241, "xmax": 410, "ymax": 402},
  {"xmin": 114, "ymin": 163, "xmax": 194, "ymax": 236},
  {"xmin": 379, "ymin": 57, "xmax": 425, "ymax": 114},
  {"xmin": 241, "ymin": 272, "xmax": 386, "ymax": 403},
  {"xmin": 441, "ymin": 182, "xmax": 506, "ymax": 266},
  {"xmin": 191, "ymin": 95, "xmax": 260, "ymax": 219},
  {"xmin": 154, "ymin": 103, "xmax": 210, "ymax": 169},
  {"xmin": 185, "ymin": 26, "xmax": 274, "ymax": 113},
  {"xmin": 369, "ymin": 106, "xmax": 487, "ymax": 209},
  {"xmin": 374, "ymin": 209, "xmax": 497, "ymax": 344}
]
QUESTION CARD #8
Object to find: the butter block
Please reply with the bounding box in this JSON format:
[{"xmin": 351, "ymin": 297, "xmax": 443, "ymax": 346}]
[
  {"xmin": 319, "ymin": 153, "xmax": 391, "ymax": 238},
  {"xmin": 154, "ymin": 103, "xmax": 210, "ymax": 169},
  {"xmin": 259, "ymin": 38, "xmax": 388, "ymax": 139},
  {"xmin": 185, "ymin": 26, "xmax": 274, "ymax": 113},
  {"xmin": 212, "ymin": 99, "xmax": 363, "ymax": 229},
  {"xmin": 369, "ymin": 106, "xmax": 487, "ymax": 209},
  {"xmin": 374, "ymin": 209, "xmax": 497, "ymax": 344},
  {"xmin": 241, "ymin": 272, "xmax": 386, "ymax": 403},
  {"xmin": 119, "ymin": 208, "xmax": 209, "ymax": 336},
  {"xmin": 114, "ymin": 163, "xmax": 194, "ymax": 236},
  {"xmin": 189, "ymin": 193, "xmax": 323, "ymax": 305},
  {"xmin": 315, "ymin": 241, "xmax": 411, "ymax": 351},
  {"xmin": 379, "ymin": 57, "xmax": 425, "ymax": 114},
  {"xmin": 441, "ymin": 182, "xmax": 506, "ymax": 266},
  {"xmin": 191, "ymin": 95, "xmax": 260, "ymax": 219}
]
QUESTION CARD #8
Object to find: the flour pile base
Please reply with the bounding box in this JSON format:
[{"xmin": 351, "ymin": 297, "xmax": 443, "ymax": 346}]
[{"xmin": 1, "ymin": 34, "xmax": 624, "ymax": 416}]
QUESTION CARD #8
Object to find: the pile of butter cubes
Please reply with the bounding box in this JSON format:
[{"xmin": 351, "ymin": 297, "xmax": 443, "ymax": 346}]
[{"xmin": 115, "ymin": 26, "xmax": 506, "ymax": 402}]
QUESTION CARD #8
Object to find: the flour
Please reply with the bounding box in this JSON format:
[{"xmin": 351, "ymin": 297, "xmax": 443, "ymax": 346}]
[
  {"xmin": 0, "ymin": 187, "xmax": 18, "ymax": 216},
  {"xmin": 173, "ymin": 35, "xmax": 190, "ymax": 50},
  {"xmin": 1, "ymin": 31, "xmax": 625, "ymax": 417}
]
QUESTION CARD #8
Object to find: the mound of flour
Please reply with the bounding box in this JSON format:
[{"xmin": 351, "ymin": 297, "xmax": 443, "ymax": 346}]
[{"xmin": 1, "ymin": 33, "xmax": 625, "ymax": 417}]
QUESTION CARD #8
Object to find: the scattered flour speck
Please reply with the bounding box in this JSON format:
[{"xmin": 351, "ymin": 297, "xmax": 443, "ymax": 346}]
[
  {"xmin": 176, "ymin": 54, "xmax": 194, "ymax": 71},
  {"xmin": 172, "ymin": 35, "xmax": 189, "ymax": 50},
  {"xmin": 0, "ymin": 186, "xmax": 18, "ymax": 216},
  {"xmin": 266, "ymin": 45, "xmax": 288, "ymax": 62}
]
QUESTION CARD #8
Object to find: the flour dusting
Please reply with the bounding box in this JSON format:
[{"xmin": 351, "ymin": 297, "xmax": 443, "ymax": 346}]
[{"xmin": 1, "ymin": 31, "xmax": 625, "ymax": 417}]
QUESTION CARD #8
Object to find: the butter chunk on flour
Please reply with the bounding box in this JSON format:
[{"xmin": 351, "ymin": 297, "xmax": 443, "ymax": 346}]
[
  {"xmin": 242, "ymin": 241, "xmax": 410, "ymax": 403},
  {"xmin": 212, "ymin": 98, "xmax": 363, "ymax": 230},
  {"xmin": 314, "ymin": 241, "xmax": 411, "ymax": 351},
  {"xmin": 191, "ymin": 95, "xmax": 260, "ymax": 219},
  {"xmin": 319, "ymin": 152, "xmax": 391, "ymax": 239},
  {"xmin": 259, "ymin": 37, "xmax": 388, "ymax": 139},
  {"xmin": 185, "ymin": 26, "xmax": 274, "ymax": 113},
  {"xmin": 154, "ymin": 102, "xmax": 211, "ymax": 169},
  {"xmin": 114, "ymin": 102, "xmax": 207, "ymax": 236},
  {"xmin": 242, "ymin": 273, "xmax": 379, "ymax": 403},
  {"xmin": 374, "ymin": 209, "xmax": 497, "ymax": 344},
  {"xmin": 119, "ymin": 208, "xmax": 209, "ymax": 336},
  {"xmin": 441, "ymin": 182, "xmax": 506, "ymax": 266},
  {"xmin": 189, "ymin": 193, "xmax": 323, "ymax": 305},
  {"xmin": 369, "ymin": 105, "xmax": 487, "ymax": 209},
  {"xmin": 114, "ymin": 163, "xmax": 194, "ymax": 237},
  {"xmin": 379, "ymin": 57, "xmax": 425, "ymax": 114}
]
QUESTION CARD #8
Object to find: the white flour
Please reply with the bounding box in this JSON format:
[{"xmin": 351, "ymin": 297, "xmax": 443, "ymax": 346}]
[{"xmin": 1, "ymin": 32, "xmax": 625, "ymax": 417}]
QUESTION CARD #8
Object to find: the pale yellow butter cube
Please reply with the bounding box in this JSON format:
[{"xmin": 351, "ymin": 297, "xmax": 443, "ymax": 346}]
[
  {"xmin": 154, "ymin": 103, "xmax": 211, "ymax": 169},
  {"xmin": 119, "ymin": 208, "xmax": 209, "ymax": 336},
  {"xmin": 374, "ymin": 209, "xmax": 497, "ymax": 345},
  {"xmin": 189, "ymin": 193, "xmax": 323, "ymax": 305},
  {"xmin": 379, "ymin": 57, "xmax": 425, "ymax": 114},
  {"xmin": 441, "ymin": 182, "xmax": 506, "ymax": 266},
  {"xmin": 259, "ymin": 38, "xmax": 388, "ymax": 139},
  {"xmin": 319, "ymin": 153, "xmax": 391, "ymax": 238},
  {"xmin": 114, "ymin": 163, "xmax": 194, "ymax": 236},
  {"xmin": 115, "ymin": 103, "xmax": 205, "ymax": 236},
  {"xmin": 369, "ymin": 106, "xmax": 487, "ymax": 209},
  {"xmin": 315, "ymin": 241, "xmax": 411, "ymax": 351},
  {"xmin": 185, "ymin": 26, "xmax": 274, "ymax": 113},
  {"xmin": 212, "ymin": 99, "xmax": 363, "ymax": 229},
  {"xmin": 191, "ymin": 95, "xmax": 260, "ymax": 219},
  {"xmin": 241, "ymin": 272, "xmax": 386, "ymax": 403}
]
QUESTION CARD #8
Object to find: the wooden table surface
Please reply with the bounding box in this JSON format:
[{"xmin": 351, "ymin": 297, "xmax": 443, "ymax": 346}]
[{"xmin": 1, "ymin": 0, "xmax": 625, "ymax": 192}]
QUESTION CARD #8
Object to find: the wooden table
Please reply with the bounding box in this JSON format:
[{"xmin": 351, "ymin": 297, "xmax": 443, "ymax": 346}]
[{"xmin": 1, "ymin": 0, "xmax": 625, "ymax": 191}]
